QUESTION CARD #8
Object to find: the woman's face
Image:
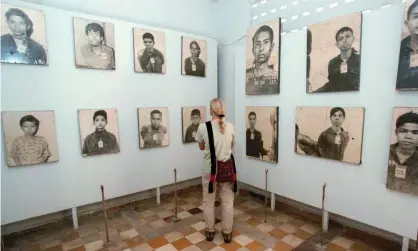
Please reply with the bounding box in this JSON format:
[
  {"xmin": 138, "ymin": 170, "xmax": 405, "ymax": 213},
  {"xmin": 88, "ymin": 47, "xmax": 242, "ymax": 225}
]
[
  {"xmin": 7, "ymin": 15, "xmax": 28, "ymax": 37},
  {"xmin": 190, "ymin": 44, "xmax": 199, "ymax": 58}
]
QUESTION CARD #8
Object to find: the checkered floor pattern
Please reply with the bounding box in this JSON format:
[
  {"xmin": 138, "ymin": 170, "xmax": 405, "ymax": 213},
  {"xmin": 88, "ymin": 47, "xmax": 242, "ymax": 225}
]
[{"xmin": 3, "ymin": 188, "xmax": 384, "ymax": 251}]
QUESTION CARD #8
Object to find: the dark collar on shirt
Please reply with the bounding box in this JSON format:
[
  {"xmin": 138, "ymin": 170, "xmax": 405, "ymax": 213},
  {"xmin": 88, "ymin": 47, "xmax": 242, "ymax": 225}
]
[
  {"xmin": 400, "ymin": 36, "xmax": 414, "ymax": 53},
  {"xmin": 325, "ymin": 127, "xmax": 345, "ymax": 135},
  {"xmin": 333, "ymin": 48, "xmax": 359, "ymax": 63},
  {"xmin": 390, "ymin": 143, "xmax": 418, "ymax": 165}
]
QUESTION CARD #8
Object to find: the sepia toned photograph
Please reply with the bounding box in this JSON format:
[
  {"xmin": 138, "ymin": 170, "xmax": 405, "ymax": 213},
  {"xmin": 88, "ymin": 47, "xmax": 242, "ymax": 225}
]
[
  {"xmin": 1, "ymin": 3, "xmax": 48, "ymax": 65},
  {"xmin": 2, "ymin": 111, "xmax": 58, "ymax": 167},
  {"xmin": 396, "ymin": 0, "xmax": 418, "ymax": 91},
  {"xmin": 73, "ymin": 17, "xmax": 115, "ymax": 70},
  {"xmin": 307, "ymin": 13, "xmax": 362, "ymax": 93},
  {"xmin": 246, "ymin": 19, "xmax": 281, "ymax": 95},
  {"xmin": 138, "ymin": 107, "xmax": 169, "ymax": 149},
  {"xmin": 133, "ymin": 28, "xmax": 165, "ymax": 73},
  {"xmin": 78, "ymin": 109, "xmax": 120, "ymax": 157},
  {"xmin": 246, "ymin": 106, "xmax": 278, "ymax": 163},
  {"xmin": 295, "ymin": 106, "xmax": 365, "ymax": 164},
  {"xmin": 386, "ymin": 107, "xmax": 418, "ymax": 196},
  {"xmin": 181, "ymin": 37, "xmax": 207, "ymax": 77},
  {"xmin": 181, "ymin": 106, "xmax": 206, "ymax": 143}
]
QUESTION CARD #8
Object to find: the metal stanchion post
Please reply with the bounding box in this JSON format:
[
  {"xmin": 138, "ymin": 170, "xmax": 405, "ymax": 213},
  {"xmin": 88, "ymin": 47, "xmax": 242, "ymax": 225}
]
[
  {"xmin": 100, "ymin": 185, "xmax": 110, "ymax": 243},
  {"xmin": 264, "ymin": 169, "xmax": 269, "ymax": 223},
  {"xmin": 172, "ymin": 168, "xmax": 180, "ymax": 222}
]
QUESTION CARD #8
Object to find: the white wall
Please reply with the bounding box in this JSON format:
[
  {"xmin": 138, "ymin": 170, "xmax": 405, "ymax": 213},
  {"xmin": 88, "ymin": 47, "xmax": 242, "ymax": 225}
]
[
  {"xmin": 0, "ymin": 0, "xmax": 217, "ymax": 225},
  {"xmin": 232, "ymin": 0, "xmax": 418, "ymax": 240}
]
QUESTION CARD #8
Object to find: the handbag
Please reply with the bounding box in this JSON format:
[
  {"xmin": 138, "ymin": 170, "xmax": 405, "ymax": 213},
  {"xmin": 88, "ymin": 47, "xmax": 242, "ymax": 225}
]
[{"xmin": 206, "ymin": 121, "xmax": 237, "ymax": 194}]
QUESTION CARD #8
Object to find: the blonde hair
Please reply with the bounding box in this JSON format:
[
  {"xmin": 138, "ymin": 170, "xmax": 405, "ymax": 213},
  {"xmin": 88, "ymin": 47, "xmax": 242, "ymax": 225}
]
[{"xmin": 210, "ymin": 98, "xmax": 226, "ymax": 133}]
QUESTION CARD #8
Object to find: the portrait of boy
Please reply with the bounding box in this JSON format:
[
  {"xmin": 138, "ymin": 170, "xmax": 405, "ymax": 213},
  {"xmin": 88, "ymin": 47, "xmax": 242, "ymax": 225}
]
[
  {"xmin": 387, "ymin": 109, "xmax": 418, "ymax": 196},
  {"xmin": 138, "ymin": 107, "xmax": 169, "ymax": 149},
  {"xmin": 79, "ymin": 109, "xmax": 120, "ymax": 157},
  {"xmin": 184, "ymin": 108, "xmax": 202, "ymax": 143},
  {"xmin": 134, "ymin": 29, "xmax": 166, "ymax": 73},
  {"xmin": 2, "ymin": 111, "xmax": 59, "ymax": 167}
]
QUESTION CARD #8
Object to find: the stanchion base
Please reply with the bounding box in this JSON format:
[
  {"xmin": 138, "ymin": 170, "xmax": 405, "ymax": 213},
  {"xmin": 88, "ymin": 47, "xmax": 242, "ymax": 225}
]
[
  {"xmin": 172, "ymin": 216, "xmax": 181, "ymax": 223},
  {"xmin": 102, "ymin": 240, "xmax": 117, "ymax": 248},
  {"xmin": 315, "ymin": 243, "xmax": 327, "ymax": 251}
]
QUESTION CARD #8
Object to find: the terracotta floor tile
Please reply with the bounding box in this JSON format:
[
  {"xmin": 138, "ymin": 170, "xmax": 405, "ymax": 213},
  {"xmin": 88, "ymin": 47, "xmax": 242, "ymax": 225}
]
[
  {"xmin": 246, "ymin": 219, "xmax": 260, "ymax": 227},
  {"xmin": 350, "ymin": 242, "xmax": 368, "ymax": 251},
  {"xmin": 269, "ymin": 229, "xmax": 288, "ymax": 239},
  {"xmin": 232, "ymin": 229, "xmax": 240, "ymax": 237},
  {"xmin": 293, "ymin": 229, "xmax": 311, "ymax": 240},
  {"xmin": 148, "ymin": 236, "xmax": 169, "ymax": 249},
  {"xmin": 125, "ymin": 236, "xmax": 145, "ymax": 248},
  {"xmin": 245, "ymin": 240, "xmax": 265, "ymax": 251},
  {"xmin": 171, "ymin": 237, "xmax": 193, "ymax": 250},
  {"xmin": 273, "ymin": 241, "xmax": 293, "ymax": 251},
  {"xmin": 195, "ymin": 240, "xmax": 217, "ymax": 250},
  {"xmin": 43, "ymin": 244, "xmax": 64, "ymax": 251},
  {"xmin": 220, "ymin": 240, "xmax": 242, "ymax": 251},
  {"xmin": 327, "ymin": 243, "xmax": 346, "ymax": 251},
  {"xmin": 289, "ymin": 219, "xmax": 305, "ymax": 228}
]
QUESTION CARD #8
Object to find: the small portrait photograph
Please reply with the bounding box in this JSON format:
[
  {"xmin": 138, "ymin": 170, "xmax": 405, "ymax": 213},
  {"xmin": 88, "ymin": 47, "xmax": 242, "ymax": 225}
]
[
  {"xmin": 138, "ymin": 107, "xmax": 169, "ymax": 149},
  {"xmin": 133, "ymin": 28, "xmax": 165, "ymax": 73},
  {"xmin": 246, "ymin": 106, "xmax": 278, "ymax": 163},
  {"xmin": 307, "ymin": 13, "xmax": 362, "ymax": 93},
  {"xmin": 78, "ymin": 109, "xmax": 120, "ymax": 157},
  {"xmin": 1, "ymin": 111, "xmax": 58, "ymax": 167},
  {"xmin": 73, "ymin": 17, "xmax": 115, "ymax": 70},
  {"xmin": 295, "ymin": 106, "xmax": 365, "ymax": 164},
  {"xmin": 181, "ymin": 37, "xmax": 207, "ymax": 77},
  {"xmin": 1, "ymin": 3, "xmax": 48, "ymax": 65},
  {"xmin": 246, "ymin": 19, "xmax": 281, "ymax": 95},
  {"xmin": 181, "ymin": 106, "xmax": 206, "ymax": 143},
  {"xmin": 396, "ymin": 0, "xmax": 418, "ymax": 91},
  {"xmin": 386, "ymin": 107, "xmax": 418, "ymax": 196}
]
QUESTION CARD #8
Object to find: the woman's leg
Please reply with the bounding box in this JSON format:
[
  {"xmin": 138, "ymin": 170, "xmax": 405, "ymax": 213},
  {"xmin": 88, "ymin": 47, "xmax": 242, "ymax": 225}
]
[
  {"xmin": 202, "ymin": 172, "xmax": 216, "ymax": 233},
  {"xmin": 219, "ymin": 182, "xmax": 234, "ymax": 237}
]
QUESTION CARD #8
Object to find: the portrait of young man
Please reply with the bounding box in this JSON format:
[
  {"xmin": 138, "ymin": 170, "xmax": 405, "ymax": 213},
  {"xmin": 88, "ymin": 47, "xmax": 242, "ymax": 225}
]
[
  {"xmin": 246, "ymin": 19, "xmax": 280, "ymax": 95},
  {"xmin": 307, "ymin": 13, "xmax": 362, "ymax": 93},
  {"xmin": 133, "ymin": 28, "xmax": 165, "ymax": 73},
  {"xmin": 182, "ymin": 106, "xmax": 206, "ymax": 143},
  {"xmin": 246, "ymin": 107, "xmax": 278, "ymax": 163},
  {"xmin": 138, "ymin": 107, "xmax": 169, "ymax": 149},
  {"xmin": 73, "ymin": 17, "xmax": 115, "ymax": 70},
  {"xmin": 181, "ymin": 37, "xmax": 207, "ymax": 77},
  {"xmin": 1, "ymin": 4, "xmax": 48, "ymax": 65},
  {"xmin": 396, "ymin": 0, "xmax": 418, "ymax": 90},
  {"xmin": 295, "ymin": 106, "xmax": 364, "ymax": 164},
  {"xmin": 387, "ymin": 108, "xmax": 418, "ymax": 196}
]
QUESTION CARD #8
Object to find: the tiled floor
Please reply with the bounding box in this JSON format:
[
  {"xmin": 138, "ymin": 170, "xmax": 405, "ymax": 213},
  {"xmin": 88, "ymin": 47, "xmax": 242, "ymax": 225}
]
[{"xmin": 2, "ymin": 188, "xmax": 389, "ymax": 251}]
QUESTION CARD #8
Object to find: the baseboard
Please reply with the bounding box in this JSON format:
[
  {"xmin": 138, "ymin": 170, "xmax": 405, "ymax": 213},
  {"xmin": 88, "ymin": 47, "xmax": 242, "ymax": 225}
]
[
  {"xmin": 238, "ymin": 181, "xmax": 417, "ymax": 250},
  {"xmin": 1, "ymin": 177, "xmax": 201, "ymax": 236}
]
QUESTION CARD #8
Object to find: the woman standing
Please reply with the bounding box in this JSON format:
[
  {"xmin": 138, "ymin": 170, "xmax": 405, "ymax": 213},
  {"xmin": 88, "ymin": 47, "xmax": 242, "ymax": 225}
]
[
  {"xmin": 194, "ymin": 98, "xmax": 236, "ymax": 243},
  {"xmin": 1, "ymin": 8, "xmax": 47, "ymax": 65}
]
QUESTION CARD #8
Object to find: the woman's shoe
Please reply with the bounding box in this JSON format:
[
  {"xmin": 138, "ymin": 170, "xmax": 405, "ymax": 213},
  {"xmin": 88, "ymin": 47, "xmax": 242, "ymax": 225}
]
[
  {"xmin": 222, "ymin": 232, "xmax": 232, "ymax": 243},
  {"xmin": 205, "ymin": 231, "xmax": 215, "ymax": 241}
]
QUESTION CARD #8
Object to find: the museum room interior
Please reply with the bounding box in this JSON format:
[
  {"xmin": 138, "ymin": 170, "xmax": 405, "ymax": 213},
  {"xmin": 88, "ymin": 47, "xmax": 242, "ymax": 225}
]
[{"xmin": 0, "ymin": 0, "xmax": 417, "ymax": 250}]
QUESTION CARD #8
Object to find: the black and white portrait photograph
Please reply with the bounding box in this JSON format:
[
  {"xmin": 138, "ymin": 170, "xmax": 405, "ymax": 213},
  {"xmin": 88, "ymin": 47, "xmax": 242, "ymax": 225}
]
[
  {"xmin": 246, "ymin": 19, "xmax": 280, "ymax": 95},
  {"xmin": 295, "ymin": 106, "xmax": 365, "ymax": 164},
  {"xmin": 73, "ymin": 17, "xmax": 115, "ymax": 70},
  {"xmin": 387, "ymin": 108, "xmax": 418, "ymax": 196},
  {"xmin": 181, "ymin": 37, "xmax": 207, "ymax": 77},
  {"xmin": 396, "ymin": 0, "xmax": 418, "ymax": 91},
  {"xmin": 78, "ymin": 109, "xmax": 120, "ymax": 157},
  {"xmin": 307, "ymin": 13, "xmax": 362, "ymax": 93},
  {"xmin": 182, "ymin": 106, "xmax": 206, "ymax": 143},
  {"xmin": 2, "ymin": 111, "xmax": 58, "ymax": 167},
  {"xmin": 138, "ymin": 107, "xmax": 169, "ymax": 149},
  {"xmin": 246, "ymin": 106, "xmax": 278, "ymax": 163},
  {"xmin": 1, "ymin": 3, "xmax": 48, "ymax": 65},
  {"xmin": 133, "ymin": 28, "xmax": 165, "ymax": 73}
]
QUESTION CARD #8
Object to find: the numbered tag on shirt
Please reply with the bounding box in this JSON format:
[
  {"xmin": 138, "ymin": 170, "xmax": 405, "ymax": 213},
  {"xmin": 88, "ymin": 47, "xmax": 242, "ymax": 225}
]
[
  {"xmin": 250, "ymin": 133, "xmax": 254, "ymax": 140},
  {"xmin": 410, "ymin": 54, "xmax": 418, "ymax": 68},
  {"xmin": 334, "ymin": 135, "xmax": 341, "ymax": 145},
  {"xmin": 153, "ymin": 134, "xmax": 158, "ymax": 141},
  {"xmin": 340, "ymin": 62, "xmax": 348, "ymax": 73},
  {"xmin": 192, "ymin": 132, "xmax": 196, "ymax": 138},
  {"xmin": 16, "ymin": 44, "xmax": 27, "ymax": 53},
  {"xmin": 101, "ymin": 52, "xmax": 108, "ymax": 60},
  {"xmin": 98, "ymin": 139, "xmax": 104, "ymax": 148},
  {"xmin": 192, "ymin": 64, "xmax": 197, "ymax": 72},
  {"xmin": 394, "ymin": 165, "xmax": 407, "ymax": 179},
  {"xmin": 150, "ymin": 58, "xmax": 155, "ymax": 64}
]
